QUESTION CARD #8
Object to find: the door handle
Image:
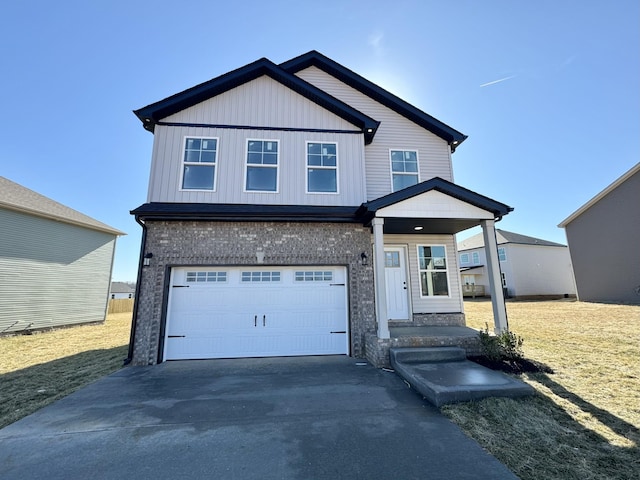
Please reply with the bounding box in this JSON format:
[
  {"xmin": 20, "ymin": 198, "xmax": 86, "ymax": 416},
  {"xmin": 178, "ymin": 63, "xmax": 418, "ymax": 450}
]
[
  {"xmin": 263, "ymin": 315, "xmax": 266, "ymax": 327},
  {"xmin": 254, "ymin": 315, "xmax": 257, "ymax": 327}
]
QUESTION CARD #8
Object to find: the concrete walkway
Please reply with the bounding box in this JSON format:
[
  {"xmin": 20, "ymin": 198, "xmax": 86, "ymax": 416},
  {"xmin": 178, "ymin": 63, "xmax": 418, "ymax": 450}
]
[{"xmin": 0, "ymin": 356, "xmax": 518, "ymax": 480}]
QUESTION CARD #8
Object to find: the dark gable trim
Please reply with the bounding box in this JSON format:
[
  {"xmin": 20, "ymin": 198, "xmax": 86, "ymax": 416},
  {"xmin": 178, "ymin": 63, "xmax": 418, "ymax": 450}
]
[
  {"xmin": 280, "ymin": 51, "xmax": 468, "ymax": 151},
  {"xmin": 131, "ymin": 203, "xmax": 362, "ymax": 223},
  {"xmin": 356, "ymin": 177, "xmax": 513, "ymax": 221},
  {"xmin": 156, "ymin": 122, "xmax": 362, "ymax": 136},
  {"xmin": 134, "ymin": 58, "xmax": 380, "ymax": 144}
]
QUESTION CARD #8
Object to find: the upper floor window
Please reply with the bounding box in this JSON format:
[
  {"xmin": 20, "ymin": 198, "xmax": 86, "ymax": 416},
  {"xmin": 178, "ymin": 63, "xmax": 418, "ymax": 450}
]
[
  {"xmin": 245, "ymin": 140, "xmax": 278, "ymax": 192},
  {"xmin": 307, "ymin": 142, "xmax": 338, "ymax": 193},
  {"xmin": 182, "ymin": 137, "xmax": 217, "ymax": 190},
  {"xmin": 472, "ymin": 252, "xmax": 480, "ymax": 264},
  {"xmin": 460, "ymin": 253, "xmax": 470, "ymax": 264},
  {"xmin": 498, "ymin": 247, "xmax": 507, "ymax": 262},
  {"xmin": 390, "ymin": 150, "xmax": 419, "ymax": 191},
  {"xmin": 417, "ymin": 245, "xmax": 449, "ymax": 297}
]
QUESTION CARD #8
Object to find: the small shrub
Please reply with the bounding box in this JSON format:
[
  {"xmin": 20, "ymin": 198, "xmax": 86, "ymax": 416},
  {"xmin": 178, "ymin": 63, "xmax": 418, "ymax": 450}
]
[{"xmin": 478, "ymin": 323, "xmax": 524, "ymax": 362}]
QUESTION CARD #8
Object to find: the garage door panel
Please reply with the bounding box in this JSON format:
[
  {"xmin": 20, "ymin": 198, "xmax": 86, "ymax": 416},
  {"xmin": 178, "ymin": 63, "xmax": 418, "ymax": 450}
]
[{"xmin": 165, "ymin": 266, "xmax": 348, "ymax": 360}]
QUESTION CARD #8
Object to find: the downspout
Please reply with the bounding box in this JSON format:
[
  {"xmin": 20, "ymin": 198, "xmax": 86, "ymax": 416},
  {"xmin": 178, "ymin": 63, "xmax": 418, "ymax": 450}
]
[{"xmin": 124, "ymin": 215, "xmax": 147, "ymax": 365}]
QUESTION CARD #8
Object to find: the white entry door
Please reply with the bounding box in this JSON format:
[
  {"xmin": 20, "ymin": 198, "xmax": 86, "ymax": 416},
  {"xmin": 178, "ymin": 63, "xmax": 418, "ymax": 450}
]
[
  {"xmin": 164, "ymin": 266, "xmax": 349, "ymax": 360},
  {"xmin": 384, "ymin": 247, "xmax": 410, "ymax": 320}
]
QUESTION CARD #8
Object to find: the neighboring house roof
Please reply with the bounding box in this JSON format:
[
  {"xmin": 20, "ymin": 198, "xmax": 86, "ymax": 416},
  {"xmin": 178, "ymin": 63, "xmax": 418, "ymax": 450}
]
[
  {"xmin": 134, "ymin": 57, "xmax": 380, "ymax": 144},
  {"xmin": 458, "ymin": 229, "xmax": 566, "ymax": 251},
  {"xmin": 280, "ymin": 50, "xmax": 468, "ymax": 151},
  {"xmin": 558, "ymin": 162, "xmax": 640, "ymax": 227},
  {"xmin": 110, "ymin": 282, "xmax": 135, "ymax": 294},
  {"xmin": 0, "ymin": 177, "xmax": 124, "ymax": 236}
]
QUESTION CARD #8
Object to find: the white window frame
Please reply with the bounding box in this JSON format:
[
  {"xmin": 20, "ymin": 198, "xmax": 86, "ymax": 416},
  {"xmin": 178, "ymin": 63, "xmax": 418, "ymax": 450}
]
[
  {"xmin": 417, "ymin": 244, "xmax": 451, "ymax": 298},
  {"xmin": 179, "ymin": 136, "xmax": 219, "ymax": 192},
  {"xmin": 243, "ymin": 139, "xmax": 280, "ymax": 193},
  {"xmin": 472, "ymin": 252, "xmax": 480, "ymax": 264},
  {"xmin": 389, "ymin": 149, "xmax": 420, "ymax": 192},
  {"xmin": 460, "ymin": 253, "xmax": 470, "ymax": 264},
  {"xmin": 498, "ymin": 247, "xmax": 507, "ymax": 262},
  {"xmin": 305, "ymin": 141, "xmax": 339, "ymax": 194}
]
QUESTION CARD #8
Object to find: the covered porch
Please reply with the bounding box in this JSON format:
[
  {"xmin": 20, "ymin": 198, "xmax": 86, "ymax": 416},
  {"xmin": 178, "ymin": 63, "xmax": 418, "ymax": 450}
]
[{"xmin": 357, "ymin": 178, "xmax": 513, "ymax": 367}]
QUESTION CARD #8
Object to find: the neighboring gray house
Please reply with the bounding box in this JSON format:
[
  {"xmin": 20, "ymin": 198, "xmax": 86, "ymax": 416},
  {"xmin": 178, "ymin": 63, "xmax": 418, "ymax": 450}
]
[
  {"xmin": 110, "ymin": 282, "xmax": 135, "ymax": 299},
  {"xmin": 0, "ymin": 177, "xmax": 124, "ymax": 334},
  {"xmin": 128, "ymin": 51, "xmax": 513, "ymax": 367},
  {"xmin": 458, "ymin": 229, "xmax": 576, "ymax": 299},
  {"xmin": 559, "ymin": 163, "xmax": 640, "ymax": 304}
]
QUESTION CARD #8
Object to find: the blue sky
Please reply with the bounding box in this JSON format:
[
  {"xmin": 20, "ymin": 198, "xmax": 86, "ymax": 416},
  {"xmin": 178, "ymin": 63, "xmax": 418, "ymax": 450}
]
[{"xmin": 1, "ymin": 1, "xmax": 638, "ymax": 282}]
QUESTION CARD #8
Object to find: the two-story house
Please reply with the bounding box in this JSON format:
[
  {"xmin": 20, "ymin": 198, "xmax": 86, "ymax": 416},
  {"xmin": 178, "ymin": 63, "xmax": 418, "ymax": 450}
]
[{"xmin": 128, "ymin": 51, "xmax": 512, "ymax": 367}]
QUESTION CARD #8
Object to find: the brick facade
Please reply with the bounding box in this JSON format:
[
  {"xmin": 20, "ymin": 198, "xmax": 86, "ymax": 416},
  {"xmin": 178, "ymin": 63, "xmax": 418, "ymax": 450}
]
[{"xmin": 131, "ymin": 220, "xmax": 375, "ymax": 365}]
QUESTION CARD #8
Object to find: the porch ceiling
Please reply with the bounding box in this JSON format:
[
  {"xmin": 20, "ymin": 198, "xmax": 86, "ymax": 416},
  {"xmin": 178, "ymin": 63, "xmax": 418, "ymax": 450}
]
[{"xmin": 382, "ymin": 217, "xmax": 482, "ymax": 235}]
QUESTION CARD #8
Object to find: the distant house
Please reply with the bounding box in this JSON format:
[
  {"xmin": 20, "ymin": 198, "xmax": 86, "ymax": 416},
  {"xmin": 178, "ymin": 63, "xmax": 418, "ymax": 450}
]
[
  {"xmin": 0, "ymin": 177, "xmax": 125, "ymax": 334},
  {"xmin": 559, "ymin": 163, "xmax": 640, "ymax": 304},
  {"xmin": 110, "ymin": 282, "xmax": 135, "ymax": 299},
  {"xmin": 457, "ymin": 229, "xmax": 576, "ymax": 299}
]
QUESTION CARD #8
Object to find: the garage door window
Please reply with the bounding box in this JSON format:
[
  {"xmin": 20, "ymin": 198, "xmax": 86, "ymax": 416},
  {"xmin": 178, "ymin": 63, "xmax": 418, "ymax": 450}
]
[
  {"xmin": 186, "ymin": 271, "xmax": 227, "ymax": 283},
  {"xmin": 241, "ymin": 271, "xmax": 281, "ymax": 282},
  {"xmin": 295, "ymin": 271, "xmax": 333, "ymax": 282}
]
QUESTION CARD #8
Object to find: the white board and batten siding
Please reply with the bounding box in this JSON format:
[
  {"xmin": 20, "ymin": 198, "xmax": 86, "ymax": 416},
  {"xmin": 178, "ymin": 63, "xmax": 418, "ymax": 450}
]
[
  {"xmin": 148, "ymin": 75, "xmax": 367, "ymax": 205},
  {"xmin": 385, "ymin": 234, "xmax": 463, "ymax": 314},
  {"xmin": 295, "ymin": 66, "xmax": 454, "ymax": 200},
  {"xmin": 0, "ymin": 208, "xmax": 116, "ymax": 333}
]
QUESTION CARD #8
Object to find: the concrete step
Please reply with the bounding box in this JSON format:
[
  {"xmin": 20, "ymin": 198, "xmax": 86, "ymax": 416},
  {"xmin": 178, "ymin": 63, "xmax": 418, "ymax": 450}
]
[
  {"xmin": 389, "ymin": 347, "xmax": 535, "ymax": 407},
  {"xmin": 390, "ymin": 347, "xmax": 466, "ymax": 364}
]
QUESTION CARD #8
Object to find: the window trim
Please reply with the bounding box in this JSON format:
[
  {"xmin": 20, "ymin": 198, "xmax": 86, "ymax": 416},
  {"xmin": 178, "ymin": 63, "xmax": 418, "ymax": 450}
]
[
  {"xmin": 389, "ymin": 148, "xmax": 420, "ymax": 192},
  {"xmin": 459, "ymin": 253, "xmax": 470, "ymax": 264},
  {"xmin": 243, "ymin": 138, "xmax": 280, "ymax": 193},
  {"xmin": 179, "ymin": 136, "xmax": 219, "ymax": 192},
  {"xmin": 305, "ymin": 141, "xmax": 339, "ymax": 195},
  {"xmin": 498, "ymin": 247, "xmax": 507, "ymax": 262},
  {"xmin": 417, "ymin": 244, "xmax": 451, "ymax": 298},
  {"xmin": 472, "ymin": 252, "xmax": 480, "ymax": 264}
]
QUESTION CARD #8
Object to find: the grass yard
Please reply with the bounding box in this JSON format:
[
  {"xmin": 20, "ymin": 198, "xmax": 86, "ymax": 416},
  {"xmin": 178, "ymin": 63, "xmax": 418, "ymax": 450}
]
[
  {"xmin": 443, "ymin": 300, "xmax": 640, "ymax": 480},
  {"xmin": 0, "ymin": 312, "xmax": 131, "ymax": 429}
]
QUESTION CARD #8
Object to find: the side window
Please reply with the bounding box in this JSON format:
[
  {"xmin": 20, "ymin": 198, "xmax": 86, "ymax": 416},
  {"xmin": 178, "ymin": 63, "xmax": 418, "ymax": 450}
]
[
  {"xmin": 498, "ymin": 247, "xmax": 507, "ymax": 262},
  {"xmin": 245, "ymin": 140, "xmax": 278, "ymax": 192},
  {"xmin": 459, "ymin": 253, "xmax": 470, "ymax": 264},
  {"xmin": 472, "ymin": 252, "xmax": 480, "ymax": 264},
  {"xmin": 307, "ymin": 142, "xmax": 338, "ymax": 193},
  {"xmin": 417, "ymin": 245, "xmax": 449, "ymax": 297},
  {"xmin": 390, "ymin": 150, "xmax": 419, "ymax": 191},
  {"xmin": 182, "ymin": 137, "xmax": 217, "ymax": 190}
]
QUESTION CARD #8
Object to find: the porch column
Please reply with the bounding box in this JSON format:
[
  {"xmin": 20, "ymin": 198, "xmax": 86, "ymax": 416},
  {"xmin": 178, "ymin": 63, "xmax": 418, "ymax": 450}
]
[
  {"xmin": 481, "ymin": 219, "xmax": 509, "ymax": 333},
  {"xmin": 372, "ymin": 217, "xmax": 390, "ymax": 339}
]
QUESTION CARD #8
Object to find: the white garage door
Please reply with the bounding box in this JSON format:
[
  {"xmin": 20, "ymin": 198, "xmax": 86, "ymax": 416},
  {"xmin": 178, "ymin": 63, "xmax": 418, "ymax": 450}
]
[{"xmin": 164, "ymin": 266, "xmax": 349, "ymax": 360}]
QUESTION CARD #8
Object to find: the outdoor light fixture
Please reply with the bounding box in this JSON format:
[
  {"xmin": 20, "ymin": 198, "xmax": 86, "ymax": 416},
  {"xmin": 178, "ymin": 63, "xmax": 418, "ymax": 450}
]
[
  {"xmin": 360, "ymin": 252, "xmax": 368, "ymax": 266},
  {"xmin": 143, "ymin": 252, "xmax": 153, "ymax": 266}
]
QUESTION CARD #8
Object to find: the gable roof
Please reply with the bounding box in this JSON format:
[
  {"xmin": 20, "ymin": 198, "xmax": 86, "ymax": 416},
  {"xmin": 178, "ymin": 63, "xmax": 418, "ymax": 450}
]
[
  {"xmin": 280, "ymin": 50, "xmax": 468, "ymax": 151},
  {"xmin": 458, "ymin": 229, "xmax": 566, "ymax": 251},
  {"xmin": 0, "ymin": 176, "xmax": 124, "ymax": 236},
  {"xmin": 110, "ymin": 282, "xmax": 135, "ymax": 294},
  {"xmin": 357, "ymin": 177, "xmax": 512, "ymax": 221},
  {"xmin": 558, "ymin": 162, "xmax": 640, "ymax": 227},
  {"xmin": 134, "ymin": 57, "xmax": 380, "ymax": 144}
]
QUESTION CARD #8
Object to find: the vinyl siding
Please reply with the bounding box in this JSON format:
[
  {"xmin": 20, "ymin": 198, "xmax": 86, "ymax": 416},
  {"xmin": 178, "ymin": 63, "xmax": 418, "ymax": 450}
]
[
  {"xmin": 385, "ymin": 234, "xmax": 463, "ymax": 313},
  {"xmin": 295, "ymin": 66, "xmax": 454, "ymax": 200},
  {"xmin": 0, "ymin": 208, "xmax": 116, "ymax": 333},
  {"xmin": 148, "ymin": 125, "xmax": 367, "ymax": 205}
]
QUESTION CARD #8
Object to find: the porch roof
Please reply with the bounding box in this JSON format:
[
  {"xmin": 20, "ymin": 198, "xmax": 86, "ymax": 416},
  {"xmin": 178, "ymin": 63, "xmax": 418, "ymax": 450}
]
[{"xmin": 357, "ymin": 177, "xmax": 513, "ymax": 235}]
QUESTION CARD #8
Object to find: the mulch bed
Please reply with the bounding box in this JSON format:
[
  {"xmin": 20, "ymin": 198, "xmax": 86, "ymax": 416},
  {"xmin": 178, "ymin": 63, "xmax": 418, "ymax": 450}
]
[{"xmin": 469, "ymin": 356, "xmax": 554, "ymax": 375}]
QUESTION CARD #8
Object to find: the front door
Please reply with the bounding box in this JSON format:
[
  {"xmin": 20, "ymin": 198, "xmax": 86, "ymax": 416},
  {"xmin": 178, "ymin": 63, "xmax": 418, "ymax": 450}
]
[{"xmin": 384, "ymin": 247, "xmax": 410, "ymax": 320}]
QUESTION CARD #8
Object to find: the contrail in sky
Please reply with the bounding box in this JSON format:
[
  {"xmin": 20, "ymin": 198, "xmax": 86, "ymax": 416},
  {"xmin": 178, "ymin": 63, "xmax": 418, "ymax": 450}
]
[{"xmin": 479, "ymin": 75, "xmax": 517, "ymax": 87}]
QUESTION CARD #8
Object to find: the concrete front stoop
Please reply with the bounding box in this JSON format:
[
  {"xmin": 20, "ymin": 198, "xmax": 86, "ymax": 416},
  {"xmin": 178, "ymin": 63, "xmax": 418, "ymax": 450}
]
[{"xmin": 389, "ymin": 347, "xmax": 535, "ymax": 407}]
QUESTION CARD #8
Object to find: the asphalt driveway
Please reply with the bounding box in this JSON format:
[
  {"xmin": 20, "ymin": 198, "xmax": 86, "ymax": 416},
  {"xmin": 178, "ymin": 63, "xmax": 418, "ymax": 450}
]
[{"xmin": 0, "ymin": 356, "xmax": 518, "ymax": 479}]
